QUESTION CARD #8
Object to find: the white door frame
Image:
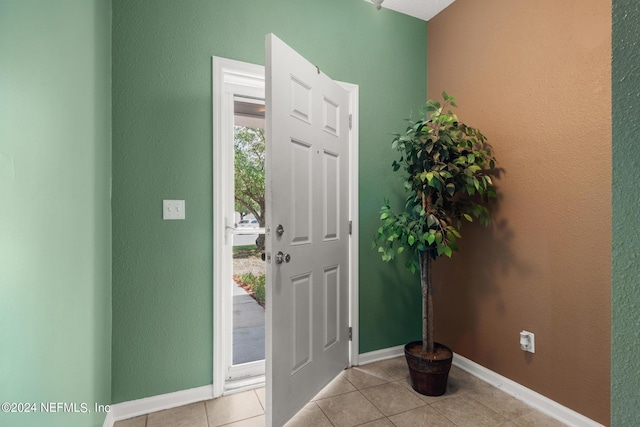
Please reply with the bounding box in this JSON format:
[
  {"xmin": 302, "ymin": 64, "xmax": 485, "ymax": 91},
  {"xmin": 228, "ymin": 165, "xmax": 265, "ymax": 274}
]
[{"xmin": 212, "ymin": 56, "xmax": 359, "ymax": 398}]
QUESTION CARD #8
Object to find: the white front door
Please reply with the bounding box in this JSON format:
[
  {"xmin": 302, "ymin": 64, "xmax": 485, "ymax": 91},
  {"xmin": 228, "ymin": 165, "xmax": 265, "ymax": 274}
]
[{"xmin": 265, "ymin": 34, "xmax": 351, "ymax": 427}]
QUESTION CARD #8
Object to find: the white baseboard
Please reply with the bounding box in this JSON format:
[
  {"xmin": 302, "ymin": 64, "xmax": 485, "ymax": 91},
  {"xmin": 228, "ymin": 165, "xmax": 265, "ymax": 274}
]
[
  {"xmin": 224, "ymin": 375, "xmax": 265, "ymax": 395},
  {"xmin": 102, "ymin": 411, "xmax": 115, "ymax": 427},
  {"xmin": 452, "ymin": 353, "xmax": 604, "ymax": 427},
  {"xmin": 103, "ymin": 384, "xmax": 214, "ymax": 427},
  {"xmin": 357, "ymin": 344, "xmax": 405, "ymax": 365},
  {"xmin": 104, "ymin": 348, "xmax": 604, "ymax": 427},
  {"xmin": 358, "ymin": 347, "xmax": 603, "ymax": 427}
]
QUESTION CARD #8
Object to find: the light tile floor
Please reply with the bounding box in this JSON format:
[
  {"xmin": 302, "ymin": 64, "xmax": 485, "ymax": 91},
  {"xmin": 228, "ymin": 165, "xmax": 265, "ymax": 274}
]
[{"xmin": 114, "ymin": 357, "xmax": 567, "ymax": 427}]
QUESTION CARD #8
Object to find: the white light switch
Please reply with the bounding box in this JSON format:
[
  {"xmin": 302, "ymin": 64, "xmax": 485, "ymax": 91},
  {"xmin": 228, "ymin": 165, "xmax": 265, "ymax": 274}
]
[{"xmin": 163, "ymin": 200, "xmax": 185, "ymax": 220}]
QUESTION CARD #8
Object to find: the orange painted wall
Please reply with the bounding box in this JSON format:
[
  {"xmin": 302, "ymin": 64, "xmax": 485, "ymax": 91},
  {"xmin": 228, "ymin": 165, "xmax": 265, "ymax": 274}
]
[{"xmin": 427, "ymin": 0, "xmax": 611, "ymax": 424}]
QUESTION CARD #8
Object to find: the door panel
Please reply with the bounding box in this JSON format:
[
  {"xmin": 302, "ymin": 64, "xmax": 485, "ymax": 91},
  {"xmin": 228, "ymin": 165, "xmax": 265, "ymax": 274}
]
[
  {"xmin": 323, "ymin": 265, "xmax": 340, "ymax": 350},
  {"xmin": 291, "ymin": 273, "xmax": 313, "ymax": 373},
  {"xmin": 323, "ymin": 151, "xmax": 339, "ymax": 240},
  {"xmin": 290, "ymin": 139, "xmax": 313, "ymax": 244},
  {"xmin": 265, "ymin": 33, "xmax": 350, "ymax": 427}
]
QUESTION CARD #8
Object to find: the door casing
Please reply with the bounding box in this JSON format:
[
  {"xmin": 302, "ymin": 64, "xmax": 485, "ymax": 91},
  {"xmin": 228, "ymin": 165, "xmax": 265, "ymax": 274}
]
[{"xmin": 212, "ymin": 56, "xmax": 359, "ymax": 398}]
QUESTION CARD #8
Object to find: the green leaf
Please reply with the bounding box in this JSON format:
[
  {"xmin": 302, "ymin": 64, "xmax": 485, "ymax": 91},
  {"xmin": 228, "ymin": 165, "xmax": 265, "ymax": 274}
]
[
  {"xmin": 463, "ymin": 213, "xmax": 473, "ymax": 222},
  {"xmin": 380, "ymin": 212, "xmax": 389, "ymax": 220},
  {"xmin": 397, "ymin": 246, "xmax": 404, "ymax": 254},
  {"xmin": 446, "ymin": 183, "xmax": 455, "ymax": 196},
  {"xmin": 444, "ymin": 246, "xmax": 453, "ymax": 257},
  {"xmin": 426, "ymin": 233, "xmax": 436, "ymax": 245},
  {"xmin": 408, "ymin": 235, "xmax": 415, "ymax": 245}
]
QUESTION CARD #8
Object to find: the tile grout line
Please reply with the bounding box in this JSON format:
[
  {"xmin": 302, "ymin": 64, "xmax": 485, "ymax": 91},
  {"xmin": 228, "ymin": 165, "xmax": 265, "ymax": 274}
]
[
  {"xmin": 218, "ymin": 414, "xmax": 264, "ymax": 427},
  {"xmin": 341, "ymin": 363, "xmax": 418, "ymax": 425},
  {"xmin": 308, "ymin": 400, "xmax": 336, "ymax": 427},
  {"xmin": 253, "ymin": 389, "xmax": 265, "ymax": 412},
  {"xmin": 353, "ymin": 386, "xmax": 394, "ymax": 424},
  {"xmin": 462, "ymin": 391, "xmax": 510, "ymax": 423},
  {"xmin": 428, "ymin": 392, "xmax": 506, "ymax": 427},
  {"xmin": 203, "ymin": 398, "xmax": 212, "ymax": 427}
]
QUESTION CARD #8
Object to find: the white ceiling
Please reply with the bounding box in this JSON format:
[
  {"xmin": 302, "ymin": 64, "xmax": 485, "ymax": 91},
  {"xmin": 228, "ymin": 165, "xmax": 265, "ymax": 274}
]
[{"xmin": 365, "ymin": 0, "xmax": 455, "ymax": 21}]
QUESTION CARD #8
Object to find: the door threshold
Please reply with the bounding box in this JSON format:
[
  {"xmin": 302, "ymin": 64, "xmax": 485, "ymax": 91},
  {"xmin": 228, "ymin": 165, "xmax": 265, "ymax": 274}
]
[{"xmin": 224, "ymin": 374, "xmax": 265, "ymax": 395}]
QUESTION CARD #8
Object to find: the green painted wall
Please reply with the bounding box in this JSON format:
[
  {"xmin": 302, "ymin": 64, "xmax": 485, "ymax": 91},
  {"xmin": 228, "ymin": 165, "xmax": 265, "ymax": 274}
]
[
  {"xmin": 612, "ymin": 0, "xmax": 640, "ymax": 425},
  {"xmin": 112, "ymin": 0, "xmax": 426, "ymax": 402},
  {"xmin": 0, "ymin": 1, "xmax": 112, "ymax": 427}
]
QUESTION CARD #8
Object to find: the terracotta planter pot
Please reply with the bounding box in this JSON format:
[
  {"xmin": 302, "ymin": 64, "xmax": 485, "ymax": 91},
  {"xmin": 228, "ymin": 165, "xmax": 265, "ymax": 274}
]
[{"xmin": 404, "ymin": 341, "xmax": 453, "ymax": 396}]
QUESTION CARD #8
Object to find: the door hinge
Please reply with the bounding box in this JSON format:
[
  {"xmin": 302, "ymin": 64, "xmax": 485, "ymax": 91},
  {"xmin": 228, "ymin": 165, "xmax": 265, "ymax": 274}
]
[
  {"xmin": 349, "ymin": 220, "xmax": 353, "ymax": 235},
  {"xmin": 349, "ymin": 114, "xmax": 353, "ymax": 130},
  {"xmin": 348, "ymin": 327, "xmax": 353, "ymax": 341}
]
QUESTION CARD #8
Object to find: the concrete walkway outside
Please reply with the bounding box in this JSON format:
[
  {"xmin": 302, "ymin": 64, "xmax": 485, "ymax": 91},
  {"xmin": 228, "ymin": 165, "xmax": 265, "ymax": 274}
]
[{"xmin": 232, "ymin": 281, "xmax": 265, "ymax": 365}]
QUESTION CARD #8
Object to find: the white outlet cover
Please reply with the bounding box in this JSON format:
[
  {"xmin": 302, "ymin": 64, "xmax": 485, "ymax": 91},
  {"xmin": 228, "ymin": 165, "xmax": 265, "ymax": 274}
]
[
  {"xmin": 163, "ymin": 200, "xmax": 185, "ymax": 220},
  {"xmin": 520, "ymin": 330, "xmax": 535, "ymax": 353}
]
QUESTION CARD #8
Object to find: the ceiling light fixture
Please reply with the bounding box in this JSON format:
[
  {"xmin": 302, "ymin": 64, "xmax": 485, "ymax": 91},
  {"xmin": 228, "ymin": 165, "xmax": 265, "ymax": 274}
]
[{"xmin": 372, "ymin": 0, "xmax": 384, "ymax": 10}]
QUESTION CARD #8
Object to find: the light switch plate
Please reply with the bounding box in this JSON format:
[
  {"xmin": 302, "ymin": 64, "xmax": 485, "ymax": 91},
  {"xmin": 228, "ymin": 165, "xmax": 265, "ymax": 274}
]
[{"xmin": 163, "ymin": 200, "xmax": 185, "ymax": 220}]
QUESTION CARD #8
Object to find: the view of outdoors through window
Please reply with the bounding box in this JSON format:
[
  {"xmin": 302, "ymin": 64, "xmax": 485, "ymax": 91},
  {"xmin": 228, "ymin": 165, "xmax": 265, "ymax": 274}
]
[{"xmin": 232, "ymin": 122, "xmax": 266, "ymax": 365}]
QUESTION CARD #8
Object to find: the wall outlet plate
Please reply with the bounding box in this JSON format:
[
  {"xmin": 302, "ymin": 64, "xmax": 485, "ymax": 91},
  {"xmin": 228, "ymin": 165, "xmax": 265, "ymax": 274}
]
[
  {"xmin": 520, "ymin": 330, "xmax": 535, "ymax": 353},
  {"xmin": 163, "ymin": 200, "xmax": 185, "ymax": 220}
]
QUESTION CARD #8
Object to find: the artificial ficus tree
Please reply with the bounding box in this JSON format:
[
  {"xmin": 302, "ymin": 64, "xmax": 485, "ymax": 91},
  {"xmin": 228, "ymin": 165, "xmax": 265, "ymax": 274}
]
[{"xmin": 374, "ymin": 92, "xmax": 498, "ymax": 356}]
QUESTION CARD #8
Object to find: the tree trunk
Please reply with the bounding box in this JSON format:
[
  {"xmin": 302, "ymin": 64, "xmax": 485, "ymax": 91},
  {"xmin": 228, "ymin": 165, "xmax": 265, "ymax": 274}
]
[
  {"xmin": 420, "ymin": 189, "xmax": 435, "ymax": 355},
  {"xmin": 420, "ymin": 251, "xmax": 434, "ymax": 355},
  {"xmin": 255, "ymin": 233, "xmax": 265, "ymax": 251}
]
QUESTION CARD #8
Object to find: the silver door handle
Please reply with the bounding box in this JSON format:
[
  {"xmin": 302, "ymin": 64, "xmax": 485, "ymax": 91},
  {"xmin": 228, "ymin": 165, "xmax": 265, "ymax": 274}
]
[{"xmin": 275, "ymin": 251, "xmax": 291, "ymax": 264}]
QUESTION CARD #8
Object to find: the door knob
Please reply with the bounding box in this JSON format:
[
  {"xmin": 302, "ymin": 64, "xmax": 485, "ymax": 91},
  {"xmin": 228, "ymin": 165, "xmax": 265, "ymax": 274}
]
[{"xmin": 275, "ymin": 251, "xmax": 291, "ymax": 264}]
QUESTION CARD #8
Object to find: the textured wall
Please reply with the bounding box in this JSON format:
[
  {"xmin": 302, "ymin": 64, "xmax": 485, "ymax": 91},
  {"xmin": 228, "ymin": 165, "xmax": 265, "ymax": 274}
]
[
  {"xmin": 0, "ymin": 1, "xmax": 112, "ymax": 426},
  {"xmin": 427, "ymin": 0, "xmax": 611, "ymax": 424},
  {"xmin": 111, "ymin": 0, "xmax": 427, "ymax": 402},
  {"xmin": 612, "ymin": 0, "xmax": 640, "ymax": 425}
]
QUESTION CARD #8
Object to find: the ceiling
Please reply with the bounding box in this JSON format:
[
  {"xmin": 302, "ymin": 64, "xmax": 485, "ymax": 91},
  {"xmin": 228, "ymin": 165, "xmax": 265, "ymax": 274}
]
[{"xmin": 365, "ymin": 0, "xmax": 455, "ymax": 21}]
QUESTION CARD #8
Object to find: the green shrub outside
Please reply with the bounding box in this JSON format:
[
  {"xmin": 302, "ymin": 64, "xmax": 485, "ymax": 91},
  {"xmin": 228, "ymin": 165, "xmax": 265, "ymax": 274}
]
[{"xmin": 237, "ymin": 272, "xmax": 265, "ymax": 306}]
